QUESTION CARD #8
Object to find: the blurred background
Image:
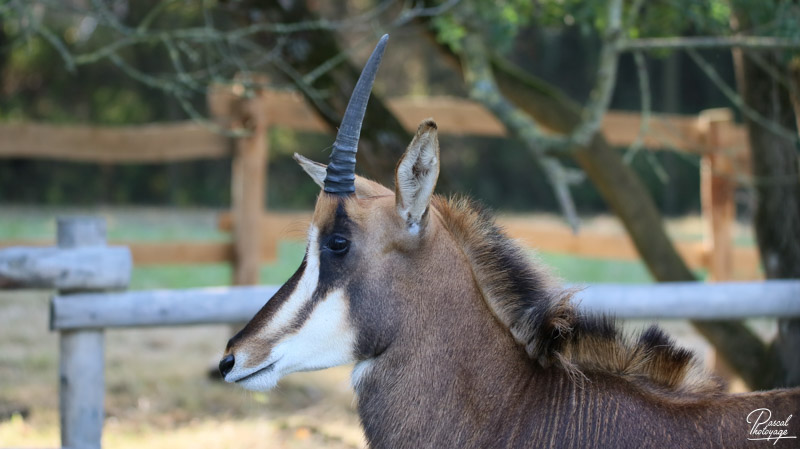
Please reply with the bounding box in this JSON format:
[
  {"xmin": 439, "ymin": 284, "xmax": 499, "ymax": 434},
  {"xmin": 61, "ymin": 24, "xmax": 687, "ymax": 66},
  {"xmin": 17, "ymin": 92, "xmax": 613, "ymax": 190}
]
[{"xmin": 1, "ymin": 0, "xmax": 798, "ymax": 448}]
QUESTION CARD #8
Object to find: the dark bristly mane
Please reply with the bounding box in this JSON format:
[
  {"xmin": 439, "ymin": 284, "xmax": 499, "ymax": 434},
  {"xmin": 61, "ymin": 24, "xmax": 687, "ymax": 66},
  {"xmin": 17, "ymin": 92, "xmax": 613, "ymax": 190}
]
[{"xmin": 432, "ymin": 195, "xmax": 725, "ymax": 397}]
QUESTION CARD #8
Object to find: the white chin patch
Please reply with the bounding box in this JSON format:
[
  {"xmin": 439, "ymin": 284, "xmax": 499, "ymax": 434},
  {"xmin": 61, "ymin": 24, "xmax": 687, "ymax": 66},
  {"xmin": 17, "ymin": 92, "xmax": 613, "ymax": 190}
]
[
  {"xmin": 236, "ymin": 370, "xmax": 280, "ymax": 392},
  {"xmin": 226, "ymin": 224, "xmax": 358, "ymax": 392},
  {"xmin": 272, "ymin": 288, "xmax": 357, "ymax": 375},
  {"xmin": 234, "ymin": 288, "xmax": 357, "ymax": 392}
]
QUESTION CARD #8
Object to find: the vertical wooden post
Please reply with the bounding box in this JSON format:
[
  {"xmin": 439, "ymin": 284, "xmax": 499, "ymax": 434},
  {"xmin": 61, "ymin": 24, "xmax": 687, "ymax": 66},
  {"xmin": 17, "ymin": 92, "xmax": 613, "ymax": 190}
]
[
  {"xmin": 698, "ymin": 109, "xmax": 744, "ymax": 389},
  {"xmin": 699, "ymin": 108, "xmax": 735, "ymax": 282},
  {"xmin": 58, "ymin": 217, "xmax": 106, "ymax": 449},
  {"xmin": 231, "ymin": 88, "xmax": 269, "ymax": 286},
  {"xmin": 231, "ymin": 118, "xmax": 267, "ymax": 285},
  {"xmin": 210, "ymin": 78, "xmax": 270, "ymax": 286}
]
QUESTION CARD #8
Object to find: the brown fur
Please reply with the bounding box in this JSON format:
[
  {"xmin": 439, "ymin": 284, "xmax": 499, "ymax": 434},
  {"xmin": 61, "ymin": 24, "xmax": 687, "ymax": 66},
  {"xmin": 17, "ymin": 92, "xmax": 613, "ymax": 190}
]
[
  {"xmin": 348, "ymin": 192, "xmax": 800, "ymax": 448},
  {"xmin": 431, "ymin": 195, "xmax": 725, "ymax": 397}
]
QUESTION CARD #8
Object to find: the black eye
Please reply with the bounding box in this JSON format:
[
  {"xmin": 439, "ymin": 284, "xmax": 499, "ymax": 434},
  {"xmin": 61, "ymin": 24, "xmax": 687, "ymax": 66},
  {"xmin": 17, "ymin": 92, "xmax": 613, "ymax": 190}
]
[{"xmin": 326, "ymin": 235, "xmax": 350, "ymax": 254}]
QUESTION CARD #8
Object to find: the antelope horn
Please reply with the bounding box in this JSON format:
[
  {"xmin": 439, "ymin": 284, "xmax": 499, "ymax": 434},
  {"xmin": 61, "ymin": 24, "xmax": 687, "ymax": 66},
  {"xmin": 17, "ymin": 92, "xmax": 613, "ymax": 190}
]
[{"xmin": 324, "ymin": 34, "xmax": 389, "ymax": 194}]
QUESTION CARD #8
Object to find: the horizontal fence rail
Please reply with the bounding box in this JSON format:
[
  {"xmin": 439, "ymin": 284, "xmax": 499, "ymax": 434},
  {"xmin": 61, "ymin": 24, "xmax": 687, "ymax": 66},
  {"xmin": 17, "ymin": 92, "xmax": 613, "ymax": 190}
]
[
  {"xmin": 0, "ymin": 246, "xmax": 131, "ymax": 290},
  {"xmin": 51, "ymin": 280, "xmax": 800, "ymax": 330},
  {"xmin": 0, "ymin": 122, "xmax": 228, "ymax": 163},
  {"xmin": 51, "ymin": 285, "xmax": 280, "ymax": 329},
  {"xmin": 0, "ymin": 95, "xmax": 741, "ymax": 163},
  {"xmin": 576, "ymin": 280, "xmax": 800, "ymax": 320}
]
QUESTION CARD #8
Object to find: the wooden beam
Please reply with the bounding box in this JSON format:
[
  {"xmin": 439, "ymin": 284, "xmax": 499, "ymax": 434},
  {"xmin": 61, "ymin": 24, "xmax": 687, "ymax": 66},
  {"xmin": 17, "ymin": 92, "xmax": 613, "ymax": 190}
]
[
  {"xmin": 52, "ymin": 285, "xmax": 280, "ymax": 329},
  {"xmin": 217, "ymin": 211, "xmax": 311, "ymax": 235},
  {"xmin": 226, "ymin": 88, "xmax": 270, "ymax": 285},
  {"xmin": 127, "ymin": 242, "xmax": 233, "ymax": 265},
  {"xmin": 0, "ymin": 95, "xmax": 753, "ymax": 165},
  {"xmin": 699, "ymin": 109, "xmax": 736, "ymax": 282},
  {"xmin": 0, "ymin": 241, "xmax": 277, "ymax": 266},
  {"xmin": 387, "ymin": 96, "xmax": 507, "ymax": 137},
  {"xmin": 55, "ymin": 217, "xmax": 106, "ymax": 449},
  {"xmin": 0, "ymin": 246, "xmax": 132, "ymax": 290},
  {"xmin": 577, "ymin": 280, "xmax": 800, "ymax": 320},
  {"xmin": 129, "ymin": 240, "xmax": 277, "ymax": 265},
  {"xmin": 51, "ymin": 280, "xmax": 800, "ymax": 330},
  {"xmin": 601, "ymin": 111, "xmax": 701, "ymax": 152},
  {"xmin": 264, "ymin": 91, "xmax": 329, "ymax": 133},
  {"xmin": 0, "ymin": 122, "xmax": 228, "ymax": 163}
]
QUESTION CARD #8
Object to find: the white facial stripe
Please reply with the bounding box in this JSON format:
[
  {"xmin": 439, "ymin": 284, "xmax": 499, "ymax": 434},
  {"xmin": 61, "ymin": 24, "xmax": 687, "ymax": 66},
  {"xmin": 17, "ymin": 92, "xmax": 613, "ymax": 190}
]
[
  {"xmin": 229, "ymin": 224, "xmax": 358, "ymax": 392},
  {"xmin": 272, "ymin": 288, "xmax": 356, "ymax": 373},
  {"xmin": 235, "ymin": 288, "xmax": 357, "ymax": 392},
  {"xmin": 225, "ymin": 225, "xmax": 321, "ymax": 386},
  {"xmin": 263, "ymin": 225, "xmax": 321, "ymax": 338}
]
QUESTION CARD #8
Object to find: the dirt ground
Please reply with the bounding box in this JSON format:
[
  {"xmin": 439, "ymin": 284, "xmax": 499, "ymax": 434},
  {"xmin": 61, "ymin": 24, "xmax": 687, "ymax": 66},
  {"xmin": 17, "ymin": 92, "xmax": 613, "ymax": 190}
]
[{"xmin": 0, "ymin": 290, "xmax": 363, "ymax": 449}]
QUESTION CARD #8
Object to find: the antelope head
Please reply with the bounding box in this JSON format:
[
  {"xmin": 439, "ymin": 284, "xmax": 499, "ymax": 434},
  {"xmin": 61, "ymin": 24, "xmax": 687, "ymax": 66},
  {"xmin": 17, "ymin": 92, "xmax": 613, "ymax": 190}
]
[{"xmin": 219, "ymin": 35, "xmax": 443, "ymax": 391}]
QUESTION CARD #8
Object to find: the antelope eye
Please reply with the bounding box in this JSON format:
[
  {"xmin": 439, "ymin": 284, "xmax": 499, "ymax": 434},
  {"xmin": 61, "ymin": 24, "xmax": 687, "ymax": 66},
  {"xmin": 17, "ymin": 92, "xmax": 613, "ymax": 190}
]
[{"xmin": 326, "ymin": 235, "xmax": 350, "ymax": 254}]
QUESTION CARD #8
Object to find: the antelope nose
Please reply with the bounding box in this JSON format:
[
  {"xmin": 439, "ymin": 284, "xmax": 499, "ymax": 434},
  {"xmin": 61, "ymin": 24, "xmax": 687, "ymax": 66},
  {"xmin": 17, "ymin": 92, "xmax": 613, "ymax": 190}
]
[{"xmin": 219, "ymin": 354, "xmax": 235, "ymax": 378}]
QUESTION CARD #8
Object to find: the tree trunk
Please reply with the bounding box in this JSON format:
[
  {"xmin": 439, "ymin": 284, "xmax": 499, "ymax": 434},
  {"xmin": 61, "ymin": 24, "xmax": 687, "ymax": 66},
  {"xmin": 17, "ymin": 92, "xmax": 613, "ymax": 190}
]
[{"xmin": 733, "ymin": 48, "xmax": 800, "ymax": 387}]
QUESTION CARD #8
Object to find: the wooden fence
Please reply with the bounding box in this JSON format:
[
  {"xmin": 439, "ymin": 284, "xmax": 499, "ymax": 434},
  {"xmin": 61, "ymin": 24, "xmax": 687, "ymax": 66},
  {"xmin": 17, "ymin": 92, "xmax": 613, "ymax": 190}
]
[
  {"xmin": 0, "ymin": 88, "xmax": 759, "ymax": 282},
  {"xmin": 0, "ymin": 216, "xmax": 796, "ymax": 448}
]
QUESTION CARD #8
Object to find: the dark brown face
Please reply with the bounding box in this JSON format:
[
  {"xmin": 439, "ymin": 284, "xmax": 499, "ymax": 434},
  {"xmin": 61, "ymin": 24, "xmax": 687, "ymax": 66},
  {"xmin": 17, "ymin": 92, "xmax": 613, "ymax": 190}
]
[{"xmin": 219, "ymin": 121, "xmax": 441, "ymax": 392}]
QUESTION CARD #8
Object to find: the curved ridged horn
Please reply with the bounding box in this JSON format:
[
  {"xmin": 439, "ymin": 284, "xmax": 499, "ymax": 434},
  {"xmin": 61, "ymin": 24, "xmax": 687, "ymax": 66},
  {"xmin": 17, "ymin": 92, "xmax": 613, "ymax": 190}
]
[{"xmin": 324, "ymin": 34, "xmax": 389, "ymax": 194}]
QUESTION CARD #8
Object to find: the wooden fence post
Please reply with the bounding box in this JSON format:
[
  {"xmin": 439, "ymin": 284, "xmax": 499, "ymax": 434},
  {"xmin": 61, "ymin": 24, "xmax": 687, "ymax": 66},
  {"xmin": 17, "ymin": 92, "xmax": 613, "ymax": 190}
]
[
  {"xmin": 209, "ymin": 79, "xmax": 270, "ymax": 286},
  {"xmin": 58, "ymin": 217, "xmax": 107, "ymax": 449},
  {"xmin": 699, "ymin": 108, "xmax": 735, "ymax": 282},
  {"xmin": 231, "ymin": 99, "xmax": 268, "ymax": 285},
  {"xmin": 698, "ymin": 109, "xmax": 745, "ymax": 389}
]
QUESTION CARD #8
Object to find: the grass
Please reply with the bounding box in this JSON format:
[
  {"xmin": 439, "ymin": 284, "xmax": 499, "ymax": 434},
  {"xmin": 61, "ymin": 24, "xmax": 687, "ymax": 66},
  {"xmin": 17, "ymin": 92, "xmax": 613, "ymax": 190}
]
[{"xmin": 538, "ymin": 251, "xmax": 652, "ymax": 284}]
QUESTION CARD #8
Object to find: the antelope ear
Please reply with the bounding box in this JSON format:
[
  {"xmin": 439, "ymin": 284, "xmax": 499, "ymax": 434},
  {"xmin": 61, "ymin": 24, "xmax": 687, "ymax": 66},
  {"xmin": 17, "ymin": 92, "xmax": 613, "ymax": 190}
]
[
  {"xmin": 294, "ymin": 153, "xmax": 393, "ymax": 197},
  {"xmin": 395, "ymin": 119, "xmax": 440, "ymax": 234},
  {"xmin": 293, "ymin": 153, "xmax": 326, "ymax": 188}
]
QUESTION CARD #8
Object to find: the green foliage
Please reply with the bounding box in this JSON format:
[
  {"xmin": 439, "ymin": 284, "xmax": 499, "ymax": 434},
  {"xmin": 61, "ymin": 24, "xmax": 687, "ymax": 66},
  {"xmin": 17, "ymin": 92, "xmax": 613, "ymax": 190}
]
[
  {"xmin": 633, "ymin": 0, "xmax": 800, "ymax": 40},
  {"xmin": 634, "ymin": 0, "xmax": 729, "ymax": 38},
  {"xmin": 91, "ymin": 87, "xmax": 153, "ymax": 124},
  {"xmin": 431, "ymin": 14, "xmax": 467, "ymax": 52},
  {"xmin": 433, "ymin": 0, "xmax": 536, "ymax": 51},
  {"xmin": 537, "ymin": 1, "xmax": 605, "ymax": 33},
  {"xmin": 434, "ymin": 0, "xmax": 800, "ymax": 52}
]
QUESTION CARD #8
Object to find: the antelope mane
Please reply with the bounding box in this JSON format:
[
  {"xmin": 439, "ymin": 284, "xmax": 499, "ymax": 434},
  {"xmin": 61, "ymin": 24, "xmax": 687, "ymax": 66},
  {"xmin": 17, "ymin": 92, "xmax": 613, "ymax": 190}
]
[{"xmin": 431, "ymin": 195, "xmax": 725, "ymax": 397}]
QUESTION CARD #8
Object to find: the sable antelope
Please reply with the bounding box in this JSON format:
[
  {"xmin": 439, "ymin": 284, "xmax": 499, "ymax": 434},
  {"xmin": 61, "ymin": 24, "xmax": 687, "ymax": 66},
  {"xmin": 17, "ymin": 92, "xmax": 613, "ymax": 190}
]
[{"xmin": 220, "ymin": 35, "xmax": 800, "ymax": 448}]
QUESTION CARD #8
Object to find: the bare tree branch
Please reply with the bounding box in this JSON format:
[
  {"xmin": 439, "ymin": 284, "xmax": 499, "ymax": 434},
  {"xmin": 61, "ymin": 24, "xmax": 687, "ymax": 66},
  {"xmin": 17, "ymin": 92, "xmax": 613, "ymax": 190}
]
[
  {"xmin": 687, "ymin": 48, "xmax": 800, "ymax": 144},
  {"xmin": 624, "ymin": 51, "xmax": 651, "ymax": 159},
  {"xmin": 569, "ymin": 0, "xmax": 623, "ymax": 147},
  {"xmin": 624, "ymin": 0, "xmax": 646, "ymax": 30},
  {"xmin": 460, "ymin": 34, "xmax": 580, "ymax": 231},
  {"xmin": 624, "ymin": 35, "xmax": 800, "ymax": 51},
  {"xmin": 3, "ymin": 0, "xmax": 462, "ymax": 138}
]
